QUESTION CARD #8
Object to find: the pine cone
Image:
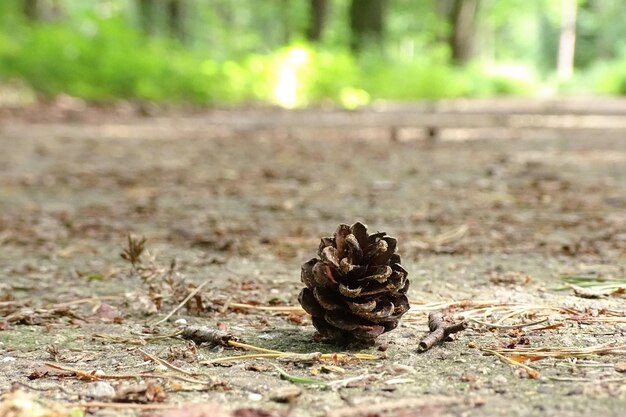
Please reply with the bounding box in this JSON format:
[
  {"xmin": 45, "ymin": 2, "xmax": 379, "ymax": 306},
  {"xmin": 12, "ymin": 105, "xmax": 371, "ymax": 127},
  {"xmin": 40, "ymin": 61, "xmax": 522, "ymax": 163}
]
[{"xmin": 298, "ymin": 222, "xmax": 410, "ymax": 341}]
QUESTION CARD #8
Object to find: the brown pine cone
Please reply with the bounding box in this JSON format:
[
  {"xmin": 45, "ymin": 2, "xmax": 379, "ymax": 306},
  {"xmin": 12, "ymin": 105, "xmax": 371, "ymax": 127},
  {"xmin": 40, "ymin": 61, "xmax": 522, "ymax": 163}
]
[{"xmin": 298, "ymin": 222, "xmax": 410, "ymax": 341}]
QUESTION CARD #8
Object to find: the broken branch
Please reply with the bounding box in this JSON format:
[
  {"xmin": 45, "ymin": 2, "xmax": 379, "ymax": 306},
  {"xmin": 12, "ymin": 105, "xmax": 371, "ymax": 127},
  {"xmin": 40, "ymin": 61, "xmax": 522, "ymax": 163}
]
[{"xmin": 418, "ymin": 311, "xmax": 467, "ymax": 352}]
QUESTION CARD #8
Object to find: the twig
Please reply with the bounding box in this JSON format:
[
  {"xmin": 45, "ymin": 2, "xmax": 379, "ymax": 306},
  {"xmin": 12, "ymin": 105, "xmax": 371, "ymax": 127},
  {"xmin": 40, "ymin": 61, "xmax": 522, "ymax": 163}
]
[
  {"xmin": 180, "ymin": 325, "xmax": 239, "ymax": 346},
  {"xmin": 153, "ymin": 279, "xmax": 211, "ymax": 325},
  {"xmin": 418, "ymin": 311, "xmax": 467, "ymax": 352}
]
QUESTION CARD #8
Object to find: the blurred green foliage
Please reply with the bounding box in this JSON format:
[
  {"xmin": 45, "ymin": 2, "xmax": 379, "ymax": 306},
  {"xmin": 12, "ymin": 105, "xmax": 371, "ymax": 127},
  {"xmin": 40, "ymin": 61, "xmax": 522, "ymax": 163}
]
[{"xmin": 1, "ymin": 0, "xmax": 625, "ymax": 107}]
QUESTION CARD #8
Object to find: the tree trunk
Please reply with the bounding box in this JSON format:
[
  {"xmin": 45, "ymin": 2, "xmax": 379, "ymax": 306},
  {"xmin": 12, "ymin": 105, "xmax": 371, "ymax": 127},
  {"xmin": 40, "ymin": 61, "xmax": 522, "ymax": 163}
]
[
  {"xmin": 307, "ymin": 0, "xmax": 327, "ymax": 42},
  {"xmin": 23, "ymin": 0, "xmax": 39, "ymax": 20},
  {"xmin": 166, "ymin": 0, "xmax": 185, "ymax": 42},
  {"xmin": 449, "ymin": 0, "xmax": 480, "ymax": 64},
  {"xmin": 349, "ymin": 0, "xmax": 386, "ymax": 52},
  {"xmin": 557, "ymin": 0, "xmax": 577, "ymax": 81},
  {"xmin": 137, "ymin": 0, "xmax": 155, "ymax": 36}
]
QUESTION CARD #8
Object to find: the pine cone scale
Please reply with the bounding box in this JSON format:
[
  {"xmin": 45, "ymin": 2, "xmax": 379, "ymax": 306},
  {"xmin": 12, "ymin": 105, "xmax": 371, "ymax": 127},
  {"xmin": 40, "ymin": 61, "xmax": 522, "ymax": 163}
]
[{"xmin": 298, "ymin": 288, "xmax": 325, "ymax": 317}]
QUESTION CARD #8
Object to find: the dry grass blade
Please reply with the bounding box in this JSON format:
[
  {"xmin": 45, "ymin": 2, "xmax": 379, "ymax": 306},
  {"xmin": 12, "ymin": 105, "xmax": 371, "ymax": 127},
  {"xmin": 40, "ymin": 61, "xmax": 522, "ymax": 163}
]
[
  {"xmin": 468, "ymin": 317, "xmax": 549, "ymax": 329},
  {"xmin": 200, "ymin": 339, "xmax": 378, "ymax": 364},
  {"xmin": 43, "ymin": 362, "xmax": 213, "ymax": 385},
  {"xmin": 138, "ymin": 348, "xmax": 198, "ymax": 377},
  {"xmin": 485, "ymin": 342, "xmax": 626, "ymax": 359},
  {"xmin": 229, "ymin": 340, "xmax": 379, "ymax": 360},
  {"xmin": 559, "ymin": 275, "xmax": 626, "ymax": 291},
  {"xmin": 430, "ymin": 224, "xmax": 468, "ymax": 246},
  {"xmin": 153, "ymin": 278, "xmax": 211, "ymax": 325},
  {"xmin": 403, "ymin": 300, "xmax": 626, "ymax": 330},
  {"xmin": 92, "ymin": 333, "xmax": 148, "ymax": 345},
  {"xmin": 227, "ymin": 302, "xmax": 305, "ymax": 313},
  {"xmin": 482, "ymin": 348, "xmax": 540, "ymax": 379},
  {"xmin": 201, "ymin": 353, "xmax": 287, "ymax": 365}
]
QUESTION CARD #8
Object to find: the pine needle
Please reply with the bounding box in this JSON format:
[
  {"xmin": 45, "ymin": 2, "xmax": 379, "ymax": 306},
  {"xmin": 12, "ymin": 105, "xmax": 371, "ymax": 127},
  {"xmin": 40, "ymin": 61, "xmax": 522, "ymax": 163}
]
[{"xmin": 271, "ymin": 364, "xmax": 327, "ymax": 386}]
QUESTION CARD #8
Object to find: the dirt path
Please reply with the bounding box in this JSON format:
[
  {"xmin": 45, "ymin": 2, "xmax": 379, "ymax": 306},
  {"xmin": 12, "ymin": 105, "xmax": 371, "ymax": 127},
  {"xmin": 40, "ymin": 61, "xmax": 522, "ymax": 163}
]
[{"xmin": 0, "ymin": 109, "xmax": 625, "ymax": 416}]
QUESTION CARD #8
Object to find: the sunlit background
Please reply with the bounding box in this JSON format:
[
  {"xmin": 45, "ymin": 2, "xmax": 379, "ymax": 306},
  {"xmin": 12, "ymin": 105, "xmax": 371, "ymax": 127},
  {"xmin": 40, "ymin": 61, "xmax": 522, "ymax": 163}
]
[{"xmin": 1, "ymin": 0, "xmax": 626, "ymax": 108}]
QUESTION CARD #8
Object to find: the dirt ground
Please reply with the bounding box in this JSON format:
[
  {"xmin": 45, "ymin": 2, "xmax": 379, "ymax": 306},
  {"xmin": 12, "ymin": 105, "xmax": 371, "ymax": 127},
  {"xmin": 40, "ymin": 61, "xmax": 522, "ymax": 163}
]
[{"xmin": 0, "ymin": 105, "xmax": 625, "ymax": 417}]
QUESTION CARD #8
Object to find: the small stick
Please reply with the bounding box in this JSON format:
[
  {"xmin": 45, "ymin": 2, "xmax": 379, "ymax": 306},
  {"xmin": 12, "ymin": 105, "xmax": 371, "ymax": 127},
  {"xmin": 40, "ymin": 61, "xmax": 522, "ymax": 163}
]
[
  {"xmin": 153, "ymin": 279, "xmax": 210, "ymax": 326},
  {"xmin": 180, "ymin": 326, "xmax": 239, "ymax": 346},
  {"xmin": 418, "ymin": 311, "xmax": 467, "ymax": 352}
]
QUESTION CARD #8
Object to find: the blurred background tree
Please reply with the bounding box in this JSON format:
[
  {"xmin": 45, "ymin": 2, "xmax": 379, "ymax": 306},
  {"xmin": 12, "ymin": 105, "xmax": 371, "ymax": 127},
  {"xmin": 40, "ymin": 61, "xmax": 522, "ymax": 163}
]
[{"xmin": 1, "ymin": 0, "xmax": 626, "ymax": 107}]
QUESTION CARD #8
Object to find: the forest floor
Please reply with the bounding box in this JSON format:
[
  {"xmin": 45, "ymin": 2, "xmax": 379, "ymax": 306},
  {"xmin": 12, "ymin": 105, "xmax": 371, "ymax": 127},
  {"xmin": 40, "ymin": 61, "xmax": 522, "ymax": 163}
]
[{"xmin": 0, "ymin": 102, "xmax": 625, "ymax": 417}]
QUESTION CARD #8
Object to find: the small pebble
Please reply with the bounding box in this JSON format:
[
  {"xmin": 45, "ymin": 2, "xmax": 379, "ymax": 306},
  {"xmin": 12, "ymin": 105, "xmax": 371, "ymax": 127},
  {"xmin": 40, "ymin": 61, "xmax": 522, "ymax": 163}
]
[
  {"xmin": 247, "ymin": 392, "xmax": 263, "ymax": 401},
  {"xmin": 492, "ymin": 375, "xmax": 508, "ymax": 385},
  {"xmin": 87, "ymin": 381, "xmax": 116, "ymax": 399},
  {"xmin": 174, "ymin": 318, "xmax": 188, "ymax": 325}
]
